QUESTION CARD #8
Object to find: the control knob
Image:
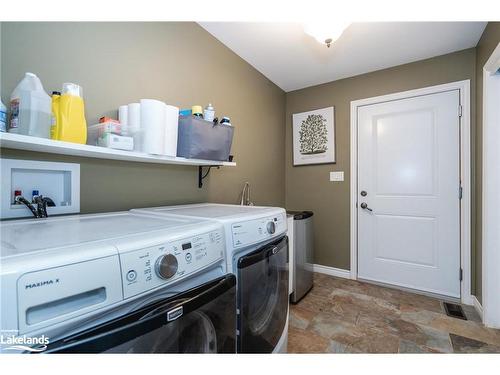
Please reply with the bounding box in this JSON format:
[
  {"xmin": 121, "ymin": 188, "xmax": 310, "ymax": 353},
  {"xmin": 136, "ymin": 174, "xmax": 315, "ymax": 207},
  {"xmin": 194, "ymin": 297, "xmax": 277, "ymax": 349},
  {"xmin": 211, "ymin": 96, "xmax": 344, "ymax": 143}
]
[
  {"xmin": 155, "ymin": 254, "xmax": 178, "ymax": 279},
  {"xmin": 266, "ymin": 221, "xmax": 276, "ymax": 234}
]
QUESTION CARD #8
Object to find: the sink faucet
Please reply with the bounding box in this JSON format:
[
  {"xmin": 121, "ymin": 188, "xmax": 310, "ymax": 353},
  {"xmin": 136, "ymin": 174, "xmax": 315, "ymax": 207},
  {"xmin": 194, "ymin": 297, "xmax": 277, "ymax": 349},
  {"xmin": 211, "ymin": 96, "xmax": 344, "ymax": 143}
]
[{"xmin": 239, "ymin": 182, "xmax": 254, "ymax": 206}]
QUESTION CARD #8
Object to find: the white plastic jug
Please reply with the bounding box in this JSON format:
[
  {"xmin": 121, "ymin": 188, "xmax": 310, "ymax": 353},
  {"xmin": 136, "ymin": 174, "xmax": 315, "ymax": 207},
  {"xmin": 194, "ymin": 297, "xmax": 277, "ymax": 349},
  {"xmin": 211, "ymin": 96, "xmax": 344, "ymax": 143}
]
[
  {"xmin": 0, "ymin": 97, "xmax": 7, "ymax": 132},
  {"xmin": 8, "ymin": 72, "xmax": 52, "ymax": 138}
]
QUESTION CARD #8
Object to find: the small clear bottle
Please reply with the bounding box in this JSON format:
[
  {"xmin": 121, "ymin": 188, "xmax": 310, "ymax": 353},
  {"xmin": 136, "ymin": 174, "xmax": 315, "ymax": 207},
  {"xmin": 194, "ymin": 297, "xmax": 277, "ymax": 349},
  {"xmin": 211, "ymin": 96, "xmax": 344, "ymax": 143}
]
[{"xmin": 203, "ymin": 103, "xmax": 215, "ymax": 122}]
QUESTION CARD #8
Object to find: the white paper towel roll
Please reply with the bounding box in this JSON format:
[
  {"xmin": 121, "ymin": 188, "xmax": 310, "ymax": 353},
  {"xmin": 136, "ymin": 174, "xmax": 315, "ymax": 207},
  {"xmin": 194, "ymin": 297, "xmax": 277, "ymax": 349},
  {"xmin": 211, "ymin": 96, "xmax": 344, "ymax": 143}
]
[
  {"xmin": 127, "ymin": 103, "xmax": 140, "ymax": 131},
  {"xmin": 141, "ymin": 99, "xmax": 165, "ymax": 155},
  {"xmin": 118, "ymin": 105, "xmax": 128, "ymax": 136},
  {"xmin": 164, "ymin": 105, "xmax": 179, "ymax": 157},
  {"xmin": 127, "ymin": 102, "xmax": 141, "ymax": 152}
]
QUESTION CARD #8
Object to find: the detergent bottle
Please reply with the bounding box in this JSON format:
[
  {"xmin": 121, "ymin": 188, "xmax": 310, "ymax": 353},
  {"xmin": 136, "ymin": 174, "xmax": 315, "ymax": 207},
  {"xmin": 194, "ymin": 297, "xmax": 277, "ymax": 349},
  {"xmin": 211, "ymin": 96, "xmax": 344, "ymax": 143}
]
[
  {"xmin": 8, "ymin": 72, "xmax": 52, "ymax": 138},
  {"xmin": 54, "ymin": 83, "xmax": 87, "ymax": 144},
  {"xmin": 50, "ymin": 91, "xmax": 61, "ymax": 139}
]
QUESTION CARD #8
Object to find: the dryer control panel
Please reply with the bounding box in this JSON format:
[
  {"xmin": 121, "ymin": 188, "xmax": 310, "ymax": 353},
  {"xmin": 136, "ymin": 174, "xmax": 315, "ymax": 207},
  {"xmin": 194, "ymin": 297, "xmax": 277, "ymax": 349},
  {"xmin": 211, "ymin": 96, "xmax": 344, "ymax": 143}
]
[
  {"xmin": 119, "ymin": 229, "xmax": 224, "ymax": 298},
  {"xmin": 231, "ymin": 213, "xmax": 286, "ymax": 248}
]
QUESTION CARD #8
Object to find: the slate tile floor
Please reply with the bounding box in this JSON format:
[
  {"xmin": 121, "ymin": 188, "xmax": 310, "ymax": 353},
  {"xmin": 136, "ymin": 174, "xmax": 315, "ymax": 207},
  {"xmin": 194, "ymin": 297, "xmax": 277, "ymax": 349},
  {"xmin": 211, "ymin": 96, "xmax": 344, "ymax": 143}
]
[{"xmin": 288, "ymin": 273, "xmax": 500, "ymax": 353}]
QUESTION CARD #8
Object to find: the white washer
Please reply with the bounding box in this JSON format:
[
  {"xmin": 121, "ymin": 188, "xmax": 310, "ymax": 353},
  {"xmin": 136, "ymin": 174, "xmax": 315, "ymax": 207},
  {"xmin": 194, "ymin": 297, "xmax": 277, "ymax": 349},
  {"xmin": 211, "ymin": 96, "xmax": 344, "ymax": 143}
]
[
  {"xmin": 132, "ymin": 203, "xmax": 289, "ymax": 353},
  {"xmin": 1, "ymin": 211, "xmax": 236, "ymax": 353}
]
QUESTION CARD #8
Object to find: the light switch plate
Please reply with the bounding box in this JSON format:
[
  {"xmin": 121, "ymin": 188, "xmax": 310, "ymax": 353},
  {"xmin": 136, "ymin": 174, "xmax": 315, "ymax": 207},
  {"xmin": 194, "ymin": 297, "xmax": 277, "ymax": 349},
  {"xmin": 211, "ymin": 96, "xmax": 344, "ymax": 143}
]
[{"xmin": 330, "ymin": 171, "xmax": 344, "ymax": 182}]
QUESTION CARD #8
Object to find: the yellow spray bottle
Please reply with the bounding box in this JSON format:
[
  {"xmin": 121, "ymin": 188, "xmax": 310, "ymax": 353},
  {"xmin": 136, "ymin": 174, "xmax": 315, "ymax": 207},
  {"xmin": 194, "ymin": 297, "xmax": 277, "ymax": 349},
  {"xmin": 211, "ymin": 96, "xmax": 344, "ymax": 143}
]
[{"xmin": 54, "ymin": 83, "xmax": 87, "ymax": 144}]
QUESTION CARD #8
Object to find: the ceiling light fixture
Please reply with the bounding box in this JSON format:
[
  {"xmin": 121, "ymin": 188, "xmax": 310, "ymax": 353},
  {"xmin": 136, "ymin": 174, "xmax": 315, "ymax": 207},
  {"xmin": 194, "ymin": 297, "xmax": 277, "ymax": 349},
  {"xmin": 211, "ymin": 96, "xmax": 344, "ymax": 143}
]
[{"xmin": 303, "ymin": 22, "xmax": 351, "ymax": 48}]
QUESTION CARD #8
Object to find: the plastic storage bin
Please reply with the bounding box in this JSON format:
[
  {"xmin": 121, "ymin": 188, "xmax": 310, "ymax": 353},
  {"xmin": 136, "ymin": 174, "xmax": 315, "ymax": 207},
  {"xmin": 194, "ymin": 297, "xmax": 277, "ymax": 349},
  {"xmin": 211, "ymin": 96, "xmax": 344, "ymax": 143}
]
[
  {"xmin": 177, "ymin": 116, "xmax": 234, "ymax": 161},
  {"xmin": 87, "ymin": 121, "xmax": 123, "ymax": 145}
]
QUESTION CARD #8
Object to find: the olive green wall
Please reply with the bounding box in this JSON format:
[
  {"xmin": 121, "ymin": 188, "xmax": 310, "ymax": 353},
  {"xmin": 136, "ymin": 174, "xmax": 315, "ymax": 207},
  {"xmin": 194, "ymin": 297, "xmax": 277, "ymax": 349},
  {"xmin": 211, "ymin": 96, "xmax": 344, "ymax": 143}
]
[
  {"xmin": 0, "ymin": 22, "xmax": 286, "ymax": 213},
  {"xmin": 285, "ymin": 49, "xmax": 477, "ymax": 278},
  {"xmin": 473, "ymin": 22, "xmax": 500, "ymax": 303}
]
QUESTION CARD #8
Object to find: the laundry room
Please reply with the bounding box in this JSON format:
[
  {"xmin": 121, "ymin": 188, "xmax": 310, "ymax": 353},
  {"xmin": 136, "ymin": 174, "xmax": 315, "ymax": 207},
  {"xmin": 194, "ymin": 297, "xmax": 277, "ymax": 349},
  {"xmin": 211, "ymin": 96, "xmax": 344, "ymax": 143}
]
[{"xmin": 1, "ymin": 1, "xmax": 500, "ymax": 373}]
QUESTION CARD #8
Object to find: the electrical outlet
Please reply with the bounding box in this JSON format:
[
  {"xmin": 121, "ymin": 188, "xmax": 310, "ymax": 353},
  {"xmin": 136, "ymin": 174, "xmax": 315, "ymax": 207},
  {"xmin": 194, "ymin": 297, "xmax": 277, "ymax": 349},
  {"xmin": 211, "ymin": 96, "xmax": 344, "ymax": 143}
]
[{"xmin": 330, "ymin": 171, "xmax": 344, "ymax": 182}]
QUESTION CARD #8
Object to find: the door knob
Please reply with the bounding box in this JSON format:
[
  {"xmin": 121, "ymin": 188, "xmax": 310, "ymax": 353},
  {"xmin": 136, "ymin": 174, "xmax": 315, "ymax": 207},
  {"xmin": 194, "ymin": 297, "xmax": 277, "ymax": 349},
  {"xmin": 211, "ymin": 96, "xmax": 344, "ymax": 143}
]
[{"xmin": 360, "ymin": 202, "xmax": 373, "ymax": 212}]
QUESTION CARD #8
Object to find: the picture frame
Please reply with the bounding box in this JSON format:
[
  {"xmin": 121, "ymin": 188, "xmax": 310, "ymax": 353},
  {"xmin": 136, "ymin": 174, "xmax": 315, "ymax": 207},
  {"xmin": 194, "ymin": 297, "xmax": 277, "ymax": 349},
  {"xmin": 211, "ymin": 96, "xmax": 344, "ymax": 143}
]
[{"xmin": 292, "ymin": 106, "xmax": 336, "ymax": 166}]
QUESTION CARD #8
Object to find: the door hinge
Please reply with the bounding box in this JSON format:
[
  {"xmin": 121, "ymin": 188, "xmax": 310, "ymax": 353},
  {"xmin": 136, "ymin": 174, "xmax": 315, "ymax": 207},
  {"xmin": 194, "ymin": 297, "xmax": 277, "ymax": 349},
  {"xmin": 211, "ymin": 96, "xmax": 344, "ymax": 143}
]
[
  {"xmin": 458, "ymin": 105, "xmax": 463, "ymax": 118},
  {"xmin": 459, "ymin": 268, "xmax": 463, "ymax": 281},
  {"xmin": 459, "ymin": 185, "xmax": 463, "ymax": 200}
]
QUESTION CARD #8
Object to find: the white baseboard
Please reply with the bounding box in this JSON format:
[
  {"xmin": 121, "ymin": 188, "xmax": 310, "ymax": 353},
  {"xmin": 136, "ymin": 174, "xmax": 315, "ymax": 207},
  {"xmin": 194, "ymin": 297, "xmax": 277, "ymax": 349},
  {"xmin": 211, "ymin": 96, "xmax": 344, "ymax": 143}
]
[
  {"xmin": 461, "ymin": 294, "xmax": 475, "ymax": 306},
  {"xmin": 313, "ymin": 264, "xmax": 351, "ymax": 279},
  {"xmin": 472, "ymin": 295, "xmax": 483, "ymax": 321}
]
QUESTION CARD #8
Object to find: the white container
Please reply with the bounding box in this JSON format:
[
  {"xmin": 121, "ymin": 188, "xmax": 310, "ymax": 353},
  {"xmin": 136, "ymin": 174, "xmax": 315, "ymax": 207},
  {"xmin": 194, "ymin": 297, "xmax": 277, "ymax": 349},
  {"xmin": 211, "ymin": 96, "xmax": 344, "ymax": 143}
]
[
  {"xmin": 0, "ymin": 98, "xmax": 6, "ymax": 132},
  {"xmin": 87, "ymin": 121, "xmax": 123, "ymax": 146},
  {"xmin": 98, "ymin": 133, "xmax": 134, "ymax": 151},
  {"xmin": 8, "ymin": 72, "xmax": 52, "ymax": 138}
]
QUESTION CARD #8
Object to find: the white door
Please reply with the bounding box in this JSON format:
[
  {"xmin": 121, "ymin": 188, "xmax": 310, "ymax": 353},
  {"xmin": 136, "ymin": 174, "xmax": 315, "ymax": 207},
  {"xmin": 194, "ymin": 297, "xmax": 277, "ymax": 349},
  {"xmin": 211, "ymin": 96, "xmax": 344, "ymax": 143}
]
[{"xmin": 357, "ymin": 90, "xmax": 461, "ymax": 298}]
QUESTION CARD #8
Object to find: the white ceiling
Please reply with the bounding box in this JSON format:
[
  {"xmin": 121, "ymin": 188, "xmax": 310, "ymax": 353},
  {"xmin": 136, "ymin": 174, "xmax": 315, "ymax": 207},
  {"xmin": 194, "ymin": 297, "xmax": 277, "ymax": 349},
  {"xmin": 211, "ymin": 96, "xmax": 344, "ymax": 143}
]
[{"xmin": 199, "ymin": 22, "xmax": 487, "ymax": 92}]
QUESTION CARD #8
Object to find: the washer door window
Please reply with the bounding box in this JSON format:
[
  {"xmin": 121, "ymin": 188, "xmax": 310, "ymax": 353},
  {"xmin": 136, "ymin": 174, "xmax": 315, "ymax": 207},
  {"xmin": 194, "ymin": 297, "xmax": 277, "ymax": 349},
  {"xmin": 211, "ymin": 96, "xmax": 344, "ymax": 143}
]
[
  {"xmin": 237, "ymin": 236, "xmax": 288, "ymax": 353},
  {"xmin": 43, "ymin": 275, "xmax": 236, "ymax": 353}
]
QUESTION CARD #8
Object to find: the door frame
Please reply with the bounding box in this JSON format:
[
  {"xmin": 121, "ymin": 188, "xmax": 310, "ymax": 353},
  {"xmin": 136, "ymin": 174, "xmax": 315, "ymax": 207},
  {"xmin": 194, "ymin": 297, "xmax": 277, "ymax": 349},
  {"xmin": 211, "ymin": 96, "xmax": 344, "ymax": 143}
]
[
  {"xmin": 482, "ymin": 42, "xmax": 500, "ymax": 327},
  {"xmin": 349, "ymin": 80, "xmax": 472, "ymax": 304}
]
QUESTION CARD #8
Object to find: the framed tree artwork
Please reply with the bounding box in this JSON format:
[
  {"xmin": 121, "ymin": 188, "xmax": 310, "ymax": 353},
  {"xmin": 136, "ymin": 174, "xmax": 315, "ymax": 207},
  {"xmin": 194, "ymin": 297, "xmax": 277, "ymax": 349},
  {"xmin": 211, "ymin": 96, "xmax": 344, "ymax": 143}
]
[{"xmin": 292, "ymin": 106, "xmax": 336, "ymax": 166}]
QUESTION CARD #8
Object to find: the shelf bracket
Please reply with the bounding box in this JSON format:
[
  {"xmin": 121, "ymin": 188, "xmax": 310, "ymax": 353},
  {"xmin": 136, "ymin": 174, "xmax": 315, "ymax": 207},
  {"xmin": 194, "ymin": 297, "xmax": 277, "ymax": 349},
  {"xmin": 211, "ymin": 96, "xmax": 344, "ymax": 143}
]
[{"xmin": 198, "ymin": 166, "xmax": 220, "ymax": 188}]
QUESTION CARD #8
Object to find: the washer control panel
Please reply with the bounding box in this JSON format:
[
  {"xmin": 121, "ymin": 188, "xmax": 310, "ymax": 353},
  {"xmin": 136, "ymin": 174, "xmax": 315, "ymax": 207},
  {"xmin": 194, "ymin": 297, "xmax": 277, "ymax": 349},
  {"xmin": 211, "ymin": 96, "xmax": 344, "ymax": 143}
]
[
  {"xmin": 231, "ymin": 213, "xmax": 286, "ymax": 248},
  {"xmin": 120, "ymin": 229, "xmax": 224, "ymax": 298}
]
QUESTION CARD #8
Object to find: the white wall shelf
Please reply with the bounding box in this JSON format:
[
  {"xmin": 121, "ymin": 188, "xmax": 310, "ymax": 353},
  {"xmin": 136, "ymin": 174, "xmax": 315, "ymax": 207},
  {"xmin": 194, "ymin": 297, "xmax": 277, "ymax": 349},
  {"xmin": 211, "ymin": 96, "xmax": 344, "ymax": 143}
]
[{"xmin": 0, "ymin": 133, "xmax": 236, "ymax": 167}]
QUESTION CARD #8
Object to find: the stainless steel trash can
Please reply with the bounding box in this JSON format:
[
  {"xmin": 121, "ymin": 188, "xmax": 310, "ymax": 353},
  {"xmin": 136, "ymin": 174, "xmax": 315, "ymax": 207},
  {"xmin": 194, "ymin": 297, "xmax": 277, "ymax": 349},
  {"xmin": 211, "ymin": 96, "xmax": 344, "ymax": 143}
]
[{"xmin": 287, "ymin": 211, "xmax": 314, "ymax": 303}]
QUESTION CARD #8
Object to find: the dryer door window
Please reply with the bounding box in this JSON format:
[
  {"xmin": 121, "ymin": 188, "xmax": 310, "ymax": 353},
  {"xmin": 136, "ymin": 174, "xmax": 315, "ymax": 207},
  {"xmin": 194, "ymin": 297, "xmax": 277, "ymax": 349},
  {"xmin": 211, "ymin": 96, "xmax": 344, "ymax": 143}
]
[
  {"xmin": 42, "ymin": 275, "xmax": 236, "ymax": 353},
  {"xmin": 237, "ymin": 236, "xmax": 289, "ymax": 353}
]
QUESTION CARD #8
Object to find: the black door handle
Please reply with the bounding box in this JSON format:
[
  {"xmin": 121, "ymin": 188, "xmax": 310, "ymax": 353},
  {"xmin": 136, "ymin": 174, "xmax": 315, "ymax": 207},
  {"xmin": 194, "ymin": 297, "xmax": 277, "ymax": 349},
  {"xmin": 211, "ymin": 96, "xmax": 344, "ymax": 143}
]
[{"xmin": 360, "ymin": 202, "xmax": 373, "ymax": 212}]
